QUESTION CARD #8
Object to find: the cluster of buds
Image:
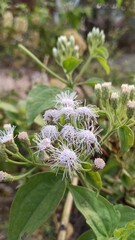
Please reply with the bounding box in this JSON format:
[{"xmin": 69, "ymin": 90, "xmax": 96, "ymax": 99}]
[
  {"xmin": 52, "ymin": 35, "xmax": 80, "ymax": 67},
  {"xmin": 33, "ymin": 91, "xmax": 105, "ymax": 178},
  {"xmin": 87, "ymin": 27, "xmax": 105, "ymax": 48},
  {"xmin": 95, "ymin": 82, "xmax": 135, "ymax": 120}
]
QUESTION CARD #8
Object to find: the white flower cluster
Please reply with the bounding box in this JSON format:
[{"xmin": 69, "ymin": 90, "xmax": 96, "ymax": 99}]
[
  {"xmin": 87, "ymin": 27, "xmax": 105, "ymax": 48},
  {"xmin": 52, "ymin": 35, "xmax": 80, "ymax": 66},
  {"xmin": 34, "ymin": 91, "xmax": 103, "ymax": 178}
]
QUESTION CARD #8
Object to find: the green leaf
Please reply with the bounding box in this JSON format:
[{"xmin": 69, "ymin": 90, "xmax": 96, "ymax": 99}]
[
  {"xmin": 114, "ymin": 221, "xmax": 135, "ymax": 239},
  {"xmin": 69, "ymin": 185, "xmax": 120, "ymax": 239},
  {"xmin": 96, "ymin": 56, "xmax": 110, "ymax": 75},
  {"xmin": 78, "ymin": 229, "xmax": 96, "ymax": 240},
  {"xmin": 63, "ymin": 57, "xmax": 82, "ymax": 73},
  {"xmin": 9, "ymin": 172, "xmax": 66, "ymax": 240},
  {"xmin": 0, "ymin": 102, "xmax": 18, "ymax": 113},
  {"xmin": 84, "ymin": 171, "xmax": 102, "ymax": 190},
  {"xmin": 118, "ymin": 126, "xmax": 134, "ymax": 153},
  {"xmin": 95, "ymin": 47, "xmax": 109, "ymax": 59},
  {"xmin": 83, "ymin": 77, "xmax": 104, "ymax": 86},
  {"xmin": 115, "ymin": 205, "xmax": 135, "ymax": 228},
  {"xmin": 26, "ymin": 86, "xmax": 62, "ymax": 124}
]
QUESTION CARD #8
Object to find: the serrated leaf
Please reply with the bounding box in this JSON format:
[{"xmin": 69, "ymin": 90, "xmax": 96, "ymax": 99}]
[
  {"xmin": 26, "ymin": 86, "xmax": 62, "ymax": 124},
  {"xmin": 83, "ymin": 77, "xmax": 104, "ymax": 86},
  {"xmin": 69, "ymin": 185, "xmax": 120, "ymax": 239},
  {"xmin": 63, "ymin": 57, "xmax": 82, "ymax": 73},
  {"xmin": 9, "ymin": 172, "xmax": 66, "ymax": 240},
  {"xmin": 96, "ymin": 56, "xmax": 110, "ymax": 75},
  {"xmin": 84, "ymin": 171, "xmax": 102, "ymax": 190},
  {"xmin": 118, "ymin": 126, "xmax": 134, "ymax": 153},
  {"xmin": 95, "ymin": 47, "xmax": 109, "ymax": 59}
]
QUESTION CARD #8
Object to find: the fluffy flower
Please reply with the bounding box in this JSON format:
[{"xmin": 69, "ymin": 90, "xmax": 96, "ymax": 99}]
[
  {"xmin": 52, "ymin": 146, "xmax": 81, "ymax": 178},
  {"xmin": 60, "ymin": 107, "xmax": 75, "ymax": 119},
  {"xmin": 77, "ymin": 129, "xmax": 100, "ymax": 153},
  {"xmin": 33, "ymin": 134, "xmax": 51, "ymax": 153},
  {"xmin": 94, "ymin": 158, "xmax": 105, "ymax": 169},
  {"xmin": 41, "ymin": 125, "xmax": 58, "ymax": 142},
  {"xmin": 43, "ymin": 109, "xmax": 60, "ymax": 123},
  {"xmin": 60, "ymin": 124, "xmax": 76, "ymax": 144},
  {"xmin": 75, "ymin": 106, "xmax": 97, "ymax": 122},
  {"xmin": 0, "ymin": 125, "xmax": 15, "ymax": 144},
  {"xmin": 55, "ymin": 91, "xmax": 81, "ymax": 108}
]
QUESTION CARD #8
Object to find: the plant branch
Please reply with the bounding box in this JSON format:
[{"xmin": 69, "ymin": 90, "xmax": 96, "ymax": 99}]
[
  {"xmin": 57, "ymin": 176, "xmax": 78, "ymax": 240},
  {"xmin": 18, "ymin": 44, "xmax": 67, "ymax": 84}
]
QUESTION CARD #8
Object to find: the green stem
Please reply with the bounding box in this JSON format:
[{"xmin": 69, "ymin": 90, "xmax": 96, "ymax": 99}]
[
  {"xmin": 77, "ymin": 172, "xmax": 88, "ymax": 188},
  {"xmin": 74, "ymin": 55, "xmax": 92, "ymax": 83},
  {"xmin": 18, "ymin": 44, "xmax": 67, "ymax": 84},
  {"xmin": 100, "ymin": 128, "xmax": 115, "ymax": 145},
  {"xmin": 5, "ymin": 148, "xmax": 32, "ymax": 163},
  {"xmin": 14, "ymin": 167, "xmax": 37, "ymax": 180},
  {"xmin": 7, "ymin": 159, "xmax": 30, "ymax": 165}
]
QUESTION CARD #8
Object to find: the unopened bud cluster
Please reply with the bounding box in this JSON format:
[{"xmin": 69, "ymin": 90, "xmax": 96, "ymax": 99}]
[
  {"xmin": 52, "ymin": 35, "xmax": 80, "ymax": 67},
  {"xmin": 95, "ymin": 82, "xmax": 135, "ymax": 119},
  {"xmin": 87, "ymin": 27, "xmax": 105, "ymax": 48}
]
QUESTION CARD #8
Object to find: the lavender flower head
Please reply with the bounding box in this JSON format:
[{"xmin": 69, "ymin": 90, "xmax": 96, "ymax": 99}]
[
  {"xmin": 52, "ymin": 146, "xmax": 81, "ymax": 178},
  {"xmin": 0, "ymin": 124, "xmax": 15, "ymax": 144},
  {"xmin": 33, "ymin": 134, "xmax": 51, "ymax": 153},
  {"xmin": 75, "ymin": 106, "xmax": 97, "ymax": 122},
  {"xmin": 41, "ymin": 125, "xmax": 58, "ymax": 142},
  {"xmin": 43, "ymin": 109, "xmax": 60, "ymax": 123},
  {"xmin": 55, "ymin": 91, "xmax": 81, "ymax": 108},
  {"xmin": 60, "ymin": 124, "xmax": 76, "ymax": 144}
]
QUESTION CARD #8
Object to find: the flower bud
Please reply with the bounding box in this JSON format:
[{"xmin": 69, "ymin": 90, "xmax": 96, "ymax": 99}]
[
  {"xmin": 110, "ymin": 92, "xmax": 119, "ymax": 110},
  {"xmin": 0, "ymin": 144, "xmax": 8, "ymax": 161},
  {"xmin": 87, "ymin": 27, "xmax": 105, "ymax": 48},
  {"xmin": 126, "ymin": 100, "xmax": 135, "ymax": 118},
  {"xmin": 18, "ymin": 131, "xmax": 31, "ymax": 146},
  {"xmin": 102, "ymin": 82, "xmax": 112, "ymax": 101},
  {"xmin": 95, "ymin": 83, "xmax": 102, "ymax": 99},
  {"xmin": 93, "ymin": 158, "xmax": 105, "ymax": 171},
  {"xmin": 121, "ymin": 84, "xmax": 131, "ymax": 105}
]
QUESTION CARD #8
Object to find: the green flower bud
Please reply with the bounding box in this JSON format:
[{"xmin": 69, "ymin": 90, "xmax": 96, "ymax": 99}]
[
  {"xmin": 110, "ymin": 92, "xmax": 119, "ymax": 110},
  {"xmin": 102, "ymin": 82, "xmax": 112, "ymax": 102},
  {"xmin": 95, "ymin": 83, "xmax": 102, "ymax": 99},
  {"xmin": 126, "ymin": 100, "xmax": 135, "ymax": 119}
]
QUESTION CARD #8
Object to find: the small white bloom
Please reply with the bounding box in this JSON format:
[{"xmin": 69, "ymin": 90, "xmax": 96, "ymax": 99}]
[
  {"xmin": 111, "ymin": 92, "xmax": 119, "ymax": 99},
  {"xmin": 127, "ymin": 100, "xmax": 135, "ymax": 109},
  {"xmin": 55, "ymin": 91, "xmax": 81, "ymax": 108},
  {"xmin": 60, "ymin": 107, "xmax": 75, "ymax": 119},
  {"xmin": 94, "ymin": 158, "xmax": 105, "ymax": 169},
  {"xmin": 75, "ymin": 106, "xmax": 97, "ymax": 122},
  {"xmin": 95, "ymin": 83, "xmax": 102, "ymax": 90},
  {"xmin": 18, "ymin": 131, "xmax": 29, "ymax": 140},
  {"xmin": 60, "ymin": 124, "xmax": 76, "ymax": 144},
  {"xmin": 77, "ymin": 129, "xmax": 100, "ymax": 153},
  {"xmin": 0, "ymin": 125, "xmax": 15, "ymax": 144},
  {"xmin": 52, "ymin": 146, "xmax": 81, "ymax": 178},
  {"xmin": 102, "ymin": 82, "xmax": 112, "ymax": 89},
  {"xmin": 33, "ymin": 134, "xmax": 51, "ymax": 153},
  {"xmin": 43, "ymin": 109, "xmax": 60, "ymax": 123},
  {"xmin": 121, "ymin": 84, "xmax": 133, "ymax": 94},
  {"xmin": 41, "ymin": 125, "xmax": 58, "ymax": 142}
]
